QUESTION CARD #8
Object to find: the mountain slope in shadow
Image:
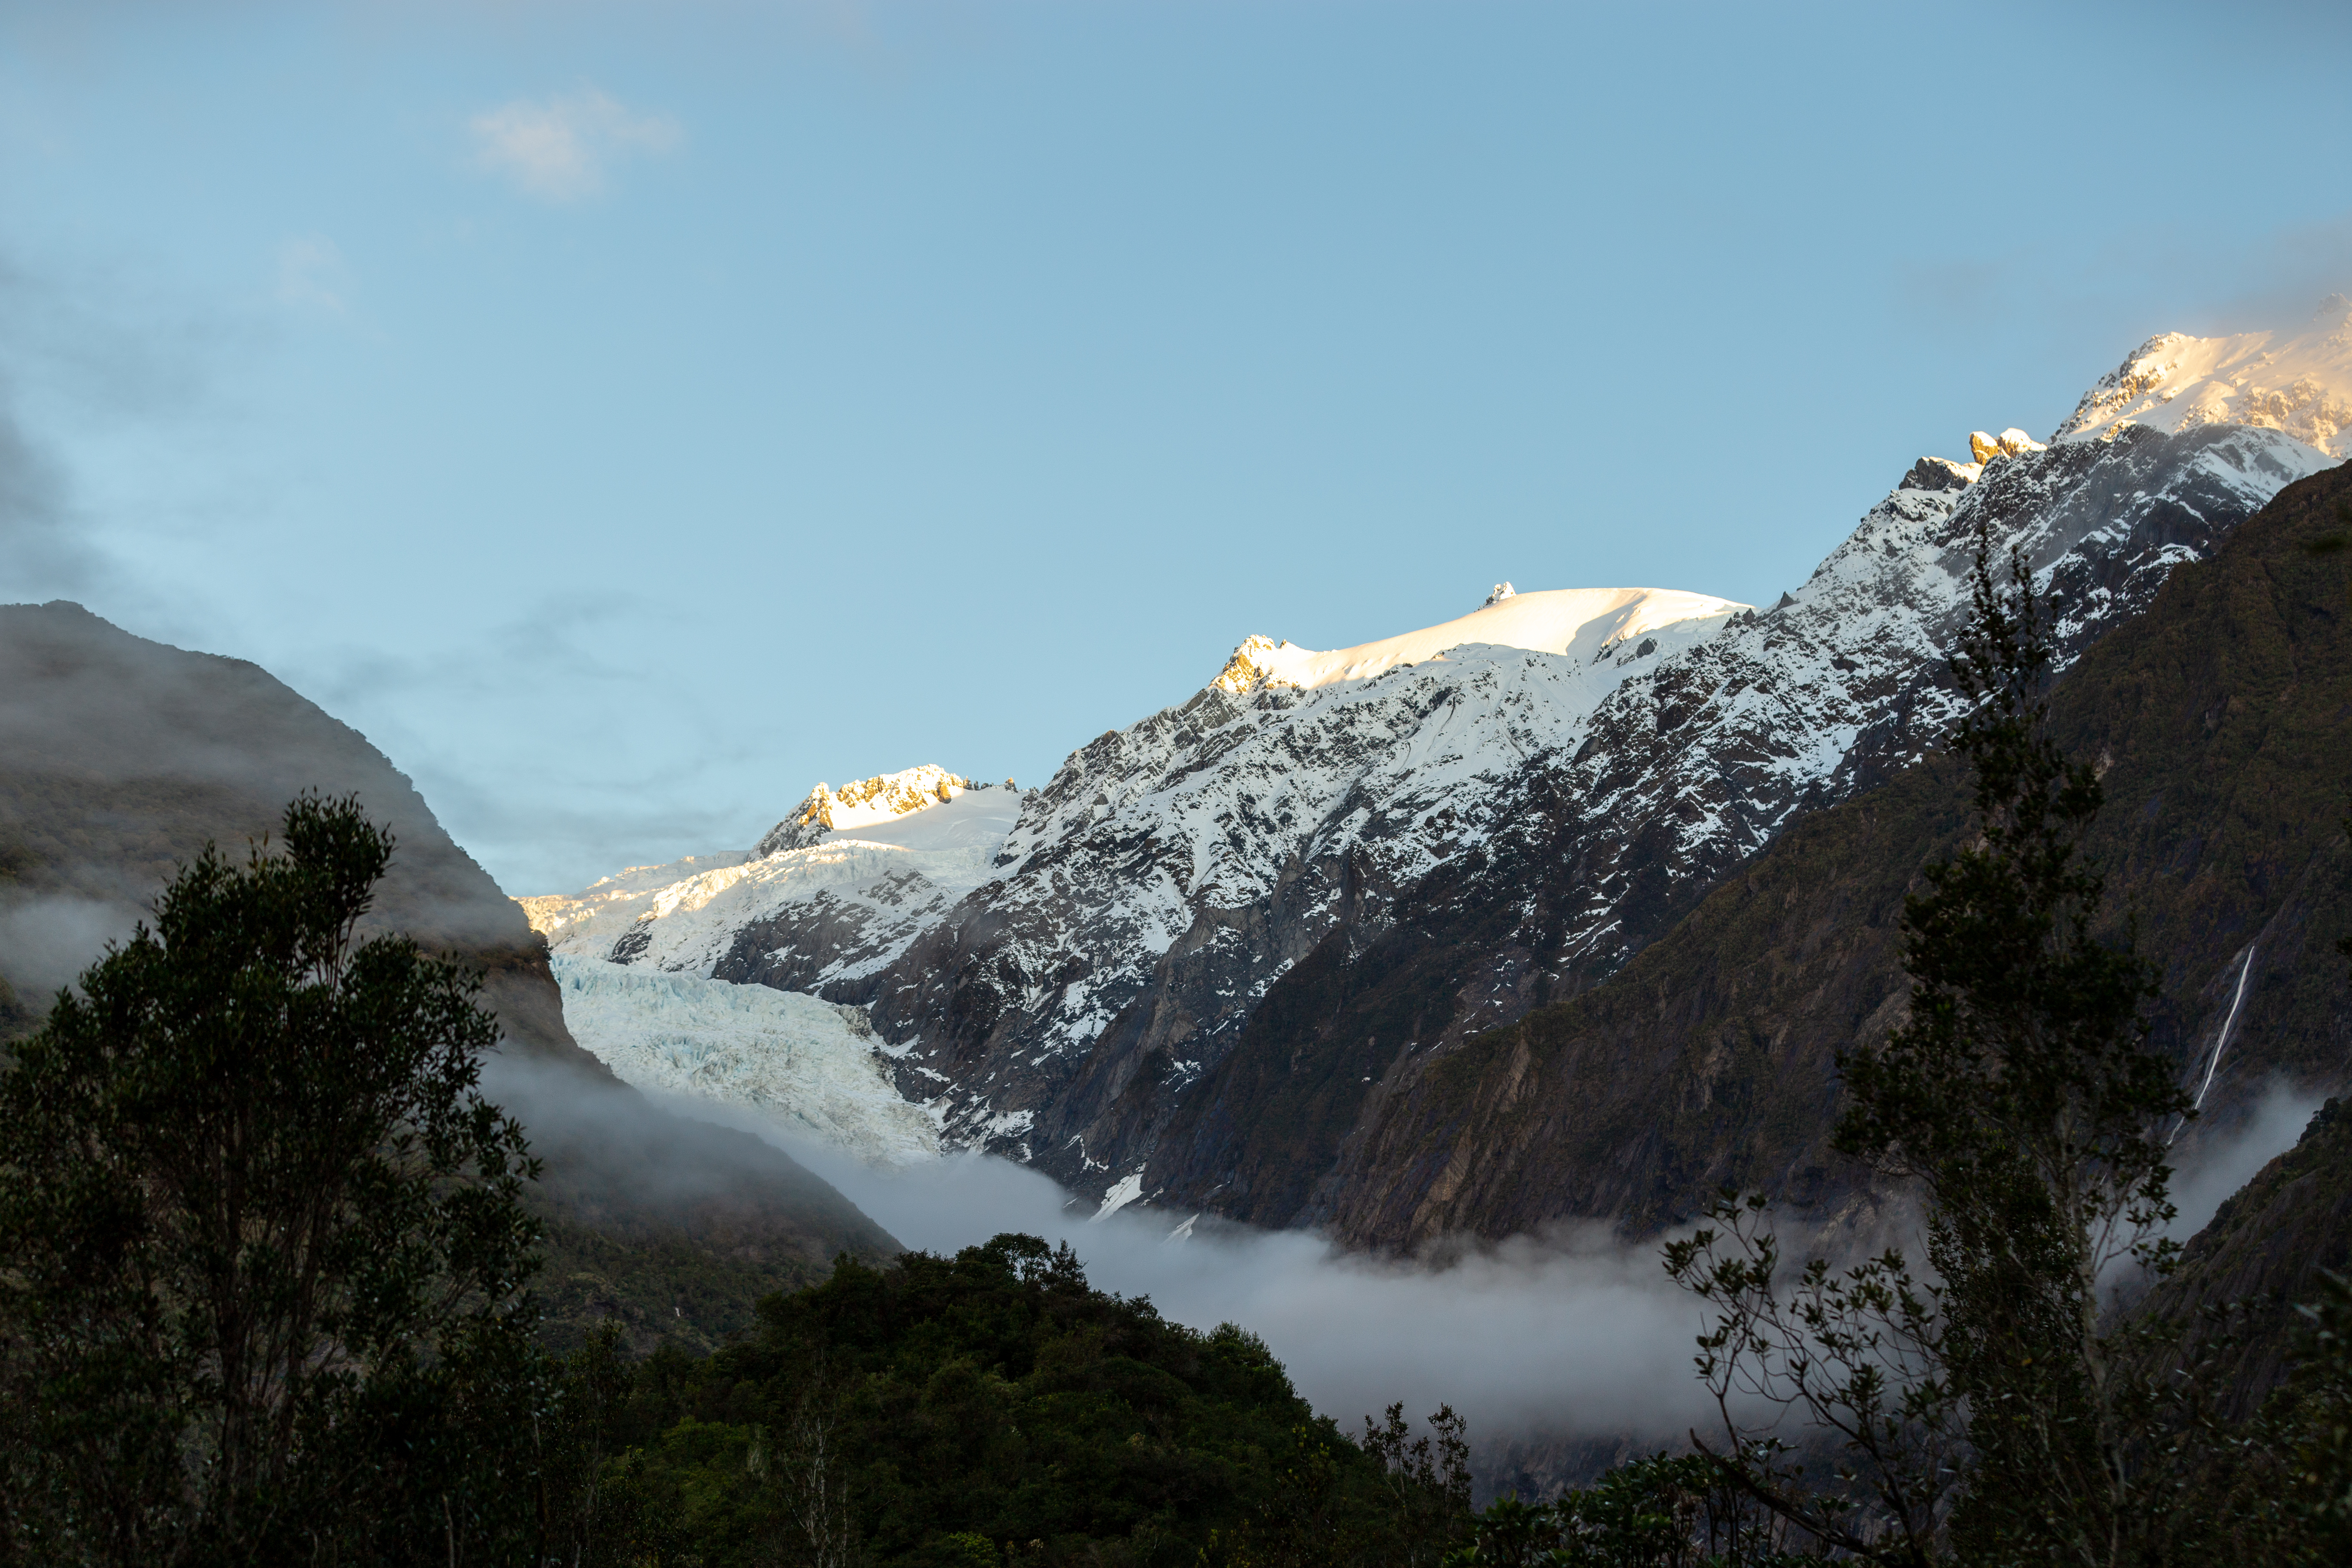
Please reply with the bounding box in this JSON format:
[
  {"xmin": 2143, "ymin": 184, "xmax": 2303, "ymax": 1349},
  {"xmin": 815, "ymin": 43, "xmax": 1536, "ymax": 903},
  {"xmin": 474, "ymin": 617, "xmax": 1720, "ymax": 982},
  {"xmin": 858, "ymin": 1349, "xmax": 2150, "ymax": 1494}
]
[{"xmin": 1291, "ymin": 459, "xmax": 2352, "ymax": 1254}]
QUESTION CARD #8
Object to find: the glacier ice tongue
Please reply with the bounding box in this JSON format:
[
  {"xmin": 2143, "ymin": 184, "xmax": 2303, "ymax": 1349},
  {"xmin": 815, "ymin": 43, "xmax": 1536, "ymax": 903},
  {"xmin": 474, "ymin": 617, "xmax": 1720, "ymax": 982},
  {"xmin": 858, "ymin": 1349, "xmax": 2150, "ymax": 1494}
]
[{"xmin": 549, "ymin": 953, "xmax": 939, "ymax": 1165}]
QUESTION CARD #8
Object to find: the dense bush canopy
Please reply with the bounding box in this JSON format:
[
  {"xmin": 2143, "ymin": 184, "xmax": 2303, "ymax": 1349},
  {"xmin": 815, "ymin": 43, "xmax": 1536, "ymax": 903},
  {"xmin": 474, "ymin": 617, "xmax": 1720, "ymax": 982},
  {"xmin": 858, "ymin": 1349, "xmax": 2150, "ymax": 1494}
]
[{"xmin": 578, "ymin": 1232, "xmax": 1468, "ymax": 1568}]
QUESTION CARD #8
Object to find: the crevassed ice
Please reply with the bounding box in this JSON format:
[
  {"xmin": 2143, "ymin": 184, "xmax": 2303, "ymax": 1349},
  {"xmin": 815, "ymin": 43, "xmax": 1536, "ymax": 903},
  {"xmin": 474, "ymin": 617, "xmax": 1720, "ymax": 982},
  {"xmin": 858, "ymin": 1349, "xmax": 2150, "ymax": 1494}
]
[{"xmin": 549, "ymin": 954, "xmax": 939, "ymax": 1165}]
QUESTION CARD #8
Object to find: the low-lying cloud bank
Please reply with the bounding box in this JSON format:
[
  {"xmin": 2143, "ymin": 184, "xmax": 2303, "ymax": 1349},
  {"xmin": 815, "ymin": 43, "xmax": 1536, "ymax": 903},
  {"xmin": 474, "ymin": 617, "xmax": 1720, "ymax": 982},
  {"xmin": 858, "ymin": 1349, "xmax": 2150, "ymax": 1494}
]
[
  {"xmin": 0, "ymin": 892, "xmax": 141, "ymax": 1002},
  {"xmin": 2165, "ymin": 1080, "xmax": 2331, "ymax": 1243},
  {"xmin": 658, "ymin": 1089, "xmax": 1718, "ymax": 1448},
  {"xmin": 647, "ymin": 1075, "xmax": 2337, "ymax": 1458}
]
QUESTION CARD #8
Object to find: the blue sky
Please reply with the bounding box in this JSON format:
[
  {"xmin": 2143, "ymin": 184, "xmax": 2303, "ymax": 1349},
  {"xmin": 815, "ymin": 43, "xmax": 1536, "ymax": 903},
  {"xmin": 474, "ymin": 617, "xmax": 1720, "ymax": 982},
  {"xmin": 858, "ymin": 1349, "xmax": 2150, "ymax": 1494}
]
[{"xmin": 3, "ymin": 0, "xmax": 2347, "ymax": 893}]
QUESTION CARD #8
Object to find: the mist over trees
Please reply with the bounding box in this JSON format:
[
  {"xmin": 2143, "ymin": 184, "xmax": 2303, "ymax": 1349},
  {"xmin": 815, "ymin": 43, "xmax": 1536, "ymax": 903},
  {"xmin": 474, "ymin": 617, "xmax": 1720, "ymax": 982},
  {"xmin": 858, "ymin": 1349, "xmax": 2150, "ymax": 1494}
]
[
  {"xmin": 1624, "ymin": 536, "xmax": 2352, "ymax": 1567},
  {"xmin": 0, "ymin": 798, "xmax": 1476, "ymax": 1566}
]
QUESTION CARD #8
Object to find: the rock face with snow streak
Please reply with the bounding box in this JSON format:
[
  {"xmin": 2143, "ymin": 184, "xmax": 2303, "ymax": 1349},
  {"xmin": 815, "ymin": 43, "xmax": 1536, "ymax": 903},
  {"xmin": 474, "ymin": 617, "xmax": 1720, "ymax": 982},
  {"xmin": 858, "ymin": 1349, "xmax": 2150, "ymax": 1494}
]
[
  {"xmin": 852, "ymin": 416, "xmax": 2334, "ymax": 1212},
  {"xmin": 550, "ymin": 954, "xmax": 939, "ymax": 1165}
]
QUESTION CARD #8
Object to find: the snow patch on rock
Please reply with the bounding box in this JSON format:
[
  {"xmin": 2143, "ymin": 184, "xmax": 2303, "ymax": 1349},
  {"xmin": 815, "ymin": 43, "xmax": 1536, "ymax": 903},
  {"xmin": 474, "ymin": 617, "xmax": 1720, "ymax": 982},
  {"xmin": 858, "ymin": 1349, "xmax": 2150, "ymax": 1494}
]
[
  {"xmin": 1969, "ymin": 428, "xmax": 2046, "ymax": 463},
  {"xmin": 756, "ymin": 765, "xmax": 977, "ymax": 857},
  {"xmin": 1091, "ymin": 1173, "xmax": 1146, "ymax": 1222}
]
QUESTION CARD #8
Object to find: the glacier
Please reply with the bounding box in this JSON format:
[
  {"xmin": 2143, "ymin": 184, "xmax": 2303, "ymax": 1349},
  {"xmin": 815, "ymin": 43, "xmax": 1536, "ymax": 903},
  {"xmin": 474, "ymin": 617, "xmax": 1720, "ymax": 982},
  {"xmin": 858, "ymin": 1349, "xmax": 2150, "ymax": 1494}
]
[{"xmin": 548, "ymin": 953, "xmax": 940, "ymax": 1165}]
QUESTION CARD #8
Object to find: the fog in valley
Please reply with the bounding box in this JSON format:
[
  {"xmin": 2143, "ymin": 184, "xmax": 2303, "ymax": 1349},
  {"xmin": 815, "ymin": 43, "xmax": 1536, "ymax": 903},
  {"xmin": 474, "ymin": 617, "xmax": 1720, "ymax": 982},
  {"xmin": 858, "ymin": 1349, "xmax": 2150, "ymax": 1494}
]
[
  {"xmin": 608, "ymin": 1069, "xmax": 2323, "ymax": 1460},
  {"xmin": 793, "ymin": 1130, "xmax": 1718, "ymax": 1449},
  {"xmin": 2163, "ymin": 1080, "xmax": 2331, "ymax": 1246}
]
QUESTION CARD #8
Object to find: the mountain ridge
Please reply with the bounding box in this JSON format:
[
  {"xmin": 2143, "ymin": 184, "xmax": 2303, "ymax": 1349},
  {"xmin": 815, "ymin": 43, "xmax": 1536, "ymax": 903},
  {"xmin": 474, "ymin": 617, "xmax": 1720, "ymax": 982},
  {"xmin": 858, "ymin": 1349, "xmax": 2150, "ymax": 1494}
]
[
  {"xmin": 519, "ymin": 312, "xmax": 2348, "ymax": 1228},
  {"xmin": 1295, "ymin": 456, "xmax": 2352, "ymax": 1249}
]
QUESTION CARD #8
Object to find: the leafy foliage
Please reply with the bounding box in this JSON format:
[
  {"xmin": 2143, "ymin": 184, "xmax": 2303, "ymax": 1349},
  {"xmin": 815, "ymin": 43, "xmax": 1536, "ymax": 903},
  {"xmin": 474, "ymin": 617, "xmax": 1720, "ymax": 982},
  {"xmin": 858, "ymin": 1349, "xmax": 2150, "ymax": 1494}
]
[
  {"xmin": 1832, "ymin": 535, "xmax": 2196, "ymax": 1563},
  {"xmin": 2273, "ymin": 1268, "xmax": 2352, "ymax": 1560},
  {"xmin": 0, "ymin": 794, "xmax": 552, "ymax": 1565},
  {"xmin": 560, "ymin": 1233, "xmax": 1471, "ymax": 1568},
  {"xmin": 1664, "ymin": 532, "xmax": 2226, "ymax": 1565},
  {"xmin": 1663, "ymin": 1196, "xmax": 1956, "ymax": 1565},
  {"xmin": 1442, "ymin": 1454, "xmax": 1808, "ymax": 1568}
]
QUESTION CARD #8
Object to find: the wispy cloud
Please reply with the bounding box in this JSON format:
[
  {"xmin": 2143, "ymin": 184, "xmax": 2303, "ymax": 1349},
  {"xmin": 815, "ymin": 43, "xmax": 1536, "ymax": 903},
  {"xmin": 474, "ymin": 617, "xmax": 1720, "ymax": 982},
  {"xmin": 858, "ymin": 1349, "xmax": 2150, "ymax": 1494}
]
[
  {"xmin": 0, "ymin": 245, "xmax": 231, "ymax": 608},
  {"xmin": 468, "ymin": 87, "xmax": 683, "ymax": 203},
  {"xmin": 276, "ymin": 233, "xmax": 352, "ymax": 313},
  {"xmin": 0, "ymin": 380, "xmax": 92, "ymax": 600}
]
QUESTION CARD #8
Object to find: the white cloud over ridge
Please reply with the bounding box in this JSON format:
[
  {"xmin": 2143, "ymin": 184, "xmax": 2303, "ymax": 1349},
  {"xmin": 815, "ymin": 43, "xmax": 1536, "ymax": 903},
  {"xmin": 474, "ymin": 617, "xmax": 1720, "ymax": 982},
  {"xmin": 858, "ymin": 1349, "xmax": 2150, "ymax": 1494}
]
[{"xmin": 469, "ymin": 87, "xmax": 682, "ymax": 203}]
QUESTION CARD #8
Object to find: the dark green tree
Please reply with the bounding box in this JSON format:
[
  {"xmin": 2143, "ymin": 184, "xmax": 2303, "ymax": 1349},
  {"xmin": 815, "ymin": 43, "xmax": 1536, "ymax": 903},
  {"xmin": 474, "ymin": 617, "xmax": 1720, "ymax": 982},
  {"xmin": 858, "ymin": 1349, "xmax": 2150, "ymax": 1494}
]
[
  {"xmin": 1834, "ymin": 535, "xmax": 2192, "ymax": 1564},
  {"xmin": 2263, "ymin": 803, "xmax": 2352, "ymax": 1560},
  {"xmin": 0, "ymin": 794, "xmax": 550, "ymax": 1566},
  {"xmin": 1442, "ymin": 1452, "xmax": 1809, "ymax": 1568},
  {"xmin": 1669, "ymin": 531, "xmax": 2203, "ymax": 1566},
  {"xmin": 1359, "ymin": 1403, "xmax": 1473, "ymax": 1568}
]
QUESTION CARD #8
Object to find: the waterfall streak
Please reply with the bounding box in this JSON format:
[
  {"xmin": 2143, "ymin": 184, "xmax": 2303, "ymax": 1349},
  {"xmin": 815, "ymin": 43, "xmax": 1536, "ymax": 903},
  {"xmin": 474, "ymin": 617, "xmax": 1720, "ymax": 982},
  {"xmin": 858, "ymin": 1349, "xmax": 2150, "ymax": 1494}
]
[{"xmin": 2193, "ymin": 945, "xmax": 2255, "ymax": 1114}]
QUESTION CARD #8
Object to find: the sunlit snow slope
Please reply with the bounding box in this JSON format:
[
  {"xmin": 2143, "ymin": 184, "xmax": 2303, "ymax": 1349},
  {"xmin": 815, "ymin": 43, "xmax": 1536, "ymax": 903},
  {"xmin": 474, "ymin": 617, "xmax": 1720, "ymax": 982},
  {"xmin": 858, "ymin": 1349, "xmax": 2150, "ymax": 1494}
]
[
  {"xmin": 2055, "ymin": 294, "xmax": 2352, "ymax": 456},
  {"xmin": 525, "ymin": 781, "xmax": 1019, "ymax": 982},
  {"xmin": 1222, "ymin": 586, "xmax": 1746, "ymax": 690}
]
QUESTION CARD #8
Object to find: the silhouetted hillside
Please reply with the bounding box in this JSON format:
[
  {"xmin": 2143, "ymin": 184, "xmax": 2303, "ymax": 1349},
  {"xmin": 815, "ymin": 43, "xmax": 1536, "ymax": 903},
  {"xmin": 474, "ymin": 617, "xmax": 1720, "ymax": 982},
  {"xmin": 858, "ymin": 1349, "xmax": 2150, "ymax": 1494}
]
[{"xmin": 0, "ymin": 602, "xmax": 897, "ymax": 1350}]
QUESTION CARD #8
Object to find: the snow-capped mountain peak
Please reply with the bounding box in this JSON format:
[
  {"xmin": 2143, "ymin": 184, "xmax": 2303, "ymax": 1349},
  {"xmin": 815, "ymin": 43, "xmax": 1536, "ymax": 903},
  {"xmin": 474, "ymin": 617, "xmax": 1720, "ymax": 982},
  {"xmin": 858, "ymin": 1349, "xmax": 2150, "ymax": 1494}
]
[
  {"xmin": 1205, "ymin": 586, "xmax": 1751, "ymax": 696},
  {"xmin": 524, "ymin": 309, "xmax": 2346, "ymax": 1190},
  {"xmin": 2053, "ymin": 294, "xmax": 2352, "ymax": 457},
  {"xmin": 755, "ymin": 764, "xmax": 975, "ymax": 856}
]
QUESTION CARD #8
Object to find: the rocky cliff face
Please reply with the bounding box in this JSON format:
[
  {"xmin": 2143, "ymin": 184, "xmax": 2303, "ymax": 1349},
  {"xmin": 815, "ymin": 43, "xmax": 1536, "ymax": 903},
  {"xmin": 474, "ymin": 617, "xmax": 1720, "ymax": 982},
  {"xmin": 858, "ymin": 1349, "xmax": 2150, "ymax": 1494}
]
[
  {"xmin": 1290, "ymin": 458, "xmax": 2352, "ymax": 1249},
  {"xmin": 0, "ymin": 600, "xmax": 587, "ymax": 1061}
]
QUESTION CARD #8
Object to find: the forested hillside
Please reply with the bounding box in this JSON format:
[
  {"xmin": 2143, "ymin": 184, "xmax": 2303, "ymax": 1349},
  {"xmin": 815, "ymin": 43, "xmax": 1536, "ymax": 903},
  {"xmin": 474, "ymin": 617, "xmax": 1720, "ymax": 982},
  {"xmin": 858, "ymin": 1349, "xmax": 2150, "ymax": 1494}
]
[{"xmin": 572, "ymin": 1234, "xmax": 1470, "ymax": 1568}]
